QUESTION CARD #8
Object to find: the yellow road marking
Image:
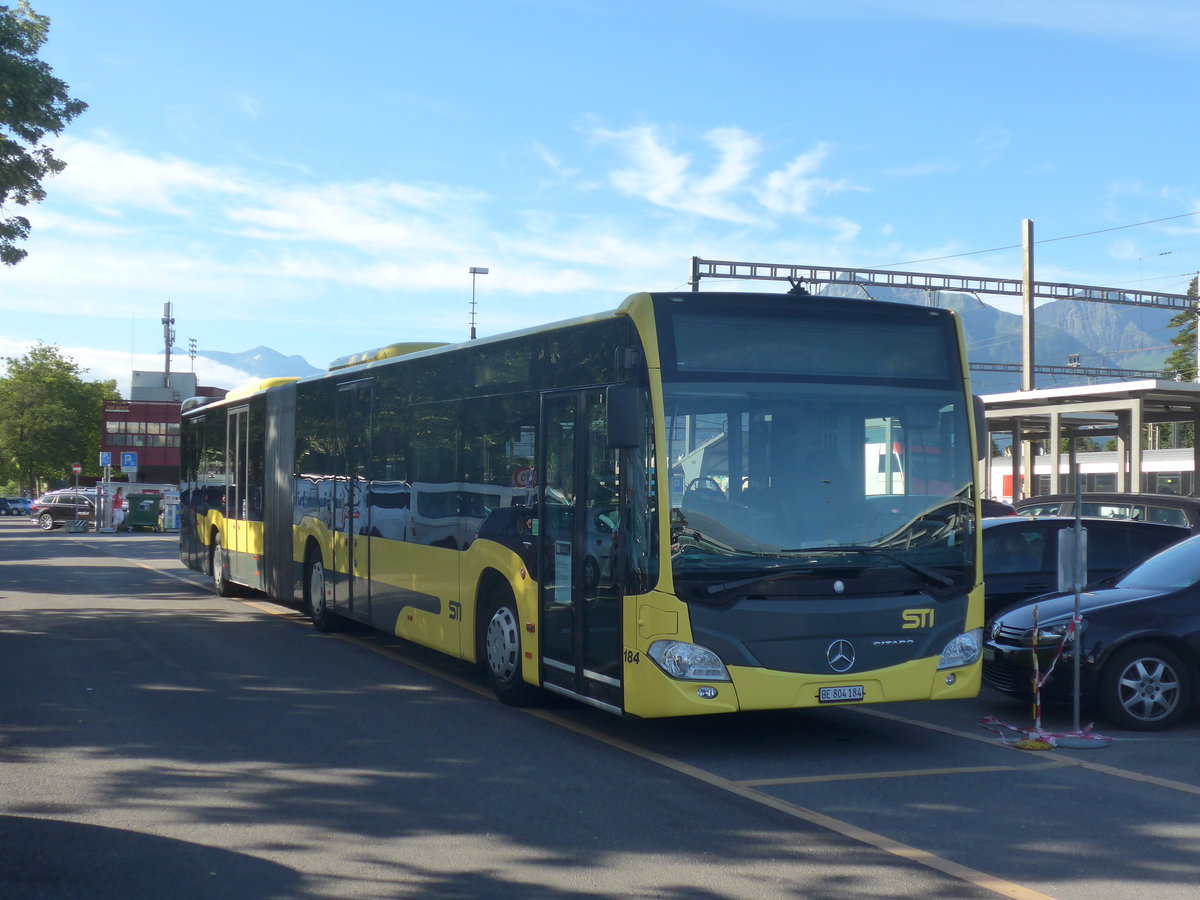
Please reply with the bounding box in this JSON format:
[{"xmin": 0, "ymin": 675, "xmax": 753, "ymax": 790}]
[
  {"xmin": 740, "ymin": 759, "xmax": 1074, "ymax": 787},
  {"xmin": 515, "ymin": 706, "xmax": 1058, "ymax": 900},
  {"xmin": 854, "ymin": 704, "xmax": 1200, "ymax": 797}
]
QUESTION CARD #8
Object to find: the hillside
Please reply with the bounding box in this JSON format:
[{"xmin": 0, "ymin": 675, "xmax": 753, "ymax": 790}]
[{"xmin": 817, "ymin": 282, "xmax": 1177, "ymax": 394}]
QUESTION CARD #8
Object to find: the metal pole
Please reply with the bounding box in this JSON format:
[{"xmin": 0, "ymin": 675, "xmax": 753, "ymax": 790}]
[
  {"xmin": 1021, "ymin": 219, "xmax": 1035, "ymax": 392},
  {"xmin": 468, "ymin": 266, "xmax": 488, "ymax": 340},
  {"xmin": 1072, "ymin": 464, "xmax": 1083, "ymax": 733},
  {"xmin": 1194, "ymin": 290, "xmax": 1199, "ymax": 383}
]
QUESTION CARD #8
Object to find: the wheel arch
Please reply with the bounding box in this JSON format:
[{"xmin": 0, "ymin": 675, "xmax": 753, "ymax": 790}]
[
  {"xmin": 474, "ymin": 567, "xmax": 518, "ymax": 665},
  {"xmin": 1095, "ymin": 631, "xmax": 1200, "ymax": 678}
]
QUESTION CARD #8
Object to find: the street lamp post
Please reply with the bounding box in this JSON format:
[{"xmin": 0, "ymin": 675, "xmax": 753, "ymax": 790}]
[{"xmin": 469, "ymin": 266, "xmax": 489, "ymax": 339}]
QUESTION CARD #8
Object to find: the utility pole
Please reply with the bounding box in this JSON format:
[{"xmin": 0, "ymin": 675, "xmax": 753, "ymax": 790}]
[
  {"xmin": 468, "ymin": 267, "xmax": 489, "ymax": 339},
  {"xmin": 162, "ymin": 301, "xmax": 175, "ymax": 388},
  {"xmin": 1021, "ymin": 219, "xmax": 1034, "ymax": 392}
]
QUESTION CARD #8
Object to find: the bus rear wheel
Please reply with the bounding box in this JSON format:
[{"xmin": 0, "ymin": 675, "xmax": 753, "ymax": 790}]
[
  {"xmin": 306, "ymin": 550, "xmax": 340, "ymax": 633},
  {"xmin": 481, "ymin": 590, "xmax": 538, "ymax": 706},
  {"xmin": 211, "ymin": 532, "xmax": 236, "ymax": 597}
]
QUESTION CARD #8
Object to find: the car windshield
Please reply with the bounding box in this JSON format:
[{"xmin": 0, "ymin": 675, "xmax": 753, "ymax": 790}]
[
  {"xmin": 1115, "ymin": 534, "xmax": 1200, "ymax": 591},
  {"xmin": 665, "ymin": 379, "xmax": 976, "ymax": 590}
]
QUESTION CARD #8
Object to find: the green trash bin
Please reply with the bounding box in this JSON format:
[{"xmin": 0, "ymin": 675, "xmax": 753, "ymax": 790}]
[{"xmin": 124, "ymin": 493, "xmax": 163, "ymax": 532}]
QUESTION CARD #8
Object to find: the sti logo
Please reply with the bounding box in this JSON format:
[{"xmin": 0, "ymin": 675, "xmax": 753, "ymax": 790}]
[{"xmin": 901, "ymin": 608, "xmax": 934, "ymax": 630}]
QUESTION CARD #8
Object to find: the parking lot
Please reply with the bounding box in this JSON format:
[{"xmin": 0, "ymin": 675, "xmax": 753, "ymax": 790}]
[{"xmin": 3, "ymin": 518, "xmax": 1200, "ymax": 899}]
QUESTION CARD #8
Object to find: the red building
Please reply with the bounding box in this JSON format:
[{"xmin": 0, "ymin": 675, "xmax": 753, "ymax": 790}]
[{"xmin": 101, "ymin": 371, "xmax": 226, "ymax": 486}]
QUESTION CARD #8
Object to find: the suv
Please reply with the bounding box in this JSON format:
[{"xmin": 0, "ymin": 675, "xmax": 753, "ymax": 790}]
[
  {"xmin": 1013, "ymin": 492, "xmax": 1200, "ymax": 532},
  {"xmin": 982, "ymin": 515, "xmax": 1190, "ymax": 620},
  {"xmin": 31, "ymin": 489, "xmax": 97, "ymax": 531}
]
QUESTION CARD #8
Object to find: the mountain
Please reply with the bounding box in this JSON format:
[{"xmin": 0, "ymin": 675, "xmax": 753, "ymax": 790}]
[
  {"xmin": 196, "ymin": 346, "xmax": 322, "ymax": 380},
  {"xmin": 817, "ymin": 282, "xmax": 1177, "ymax": 394}
]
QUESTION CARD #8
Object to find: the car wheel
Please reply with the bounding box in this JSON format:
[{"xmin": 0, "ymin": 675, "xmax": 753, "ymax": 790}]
[
  {"xmin": 38, "ymin": 513, "xmax": 56, "ymax": 531},
  {"xmin": 306, "ymin": 549, "xmax": 340, "ymax": 632},
  {"xmin": 1100, "ymin": 643, "xmax": 1194, "ymax": 731},
  {"xmin": 480, "ymin": 589, "xmax": 538, "ymax": 706}
]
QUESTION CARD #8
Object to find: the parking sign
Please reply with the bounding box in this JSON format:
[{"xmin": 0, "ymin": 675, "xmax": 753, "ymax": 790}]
[
  {"xmin": 100, "ymin": 452, "xmax": 112, "ymax": 467},
  {"xmin": 121, "ymin": 451, "xmax": 138, "ymax": 470}
]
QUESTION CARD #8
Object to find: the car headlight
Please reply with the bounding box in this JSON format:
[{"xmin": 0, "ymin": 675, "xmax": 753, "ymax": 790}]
[
  {"xmin": 647, "ymin": 640, "xmax": 731, "ymax": 681},
  {"xmin": 937, "ymin": 628, "xmax": 982, "ymax": 669},
  {"xmin": 1022, "ymin": 621, "xmax": 1079, "ymax": 647}
]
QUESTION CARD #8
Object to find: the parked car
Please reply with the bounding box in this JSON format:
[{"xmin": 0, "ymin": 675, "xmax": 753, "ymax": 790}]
[
  {"xmin": 1013, "ymin": 492, "xmax": 1200, "ymax": 532},
  {"xmin": 980, "ymin": 498, "xmax": 1017, "ymax": 517},
  {"xmin": 0, "ymin": 498, "xmax": 12, "ymax": 516},
  {"xmin": 30, "ymin": 489, "xmax": 96, "ymax": 531},
  {"xmin": 983, "ymin": 533, "xmax": 1200, "ymax": 730},
  {"xmin": 982, "ymin": 516, "xmax": 1190, "ymax": 620},
  {"xmin": 6, "ymin": 497, "xmax": 32, "ymax": 516}
]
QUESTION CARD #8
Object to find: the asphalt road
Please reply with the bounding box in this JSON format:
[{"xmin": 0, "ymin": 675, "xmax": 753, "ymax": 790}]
[{"xmin": 1, "ymin": 519, "xmax": 1198, "ymax": 899}]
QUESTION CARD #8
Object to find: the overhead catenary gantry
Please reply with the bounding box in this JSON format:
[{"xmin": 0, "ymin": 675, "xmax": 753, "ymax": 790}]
[{"xmin": 688, "ymin": 257, "xmax": 1197, "ymax": 312}]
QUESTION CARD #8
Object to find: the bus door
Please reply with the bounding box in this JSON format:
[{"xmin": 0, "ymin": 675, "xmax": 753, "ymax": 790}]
[
  {"xmin": 226, "ymin": 405, "xmax": 250, "ymax": 581},
  {"xmin": 334, "ymin": 379, "xmax": 374, "ymax": 620},
  {"xmin": 539, "ymin": 389, "xmax": 623, "ymax": 711}
]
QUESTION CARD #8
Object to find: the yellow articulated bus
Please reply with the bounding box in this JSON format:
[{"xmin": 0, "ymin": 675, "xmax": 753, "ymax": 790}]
[{"xmin": 180, "ymin": 290, "xmax": 986, "ymax": 717}]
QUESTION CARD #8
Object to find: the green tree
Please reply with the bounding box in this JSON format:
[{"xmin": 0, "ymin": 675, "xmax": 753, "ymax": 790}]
[
  {"xmin": 1159, "ymin": 275, "xmax": 1200, "ymax": 447},
  {"xmin": 0, "ymin": 343, "xmax": 119, "ymax": 494},
  {"xmin": 1, "ymin": 1, "xmax": 87, "ymax": 265},
  {"xmin": 1163, "ymin": 275, "xmax": 1200, "ymax": 381}
]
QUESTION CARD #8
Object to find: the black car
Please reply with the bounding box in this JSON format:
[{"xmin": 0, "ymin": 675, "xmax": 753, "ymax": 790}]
[
  {"xmin": 983, "ymin": 533, "xmax": 1200, "ymax": 730},
  {"xmin": 30, "ymin": 489, "xmax": 96, "ymax": 531},
  {"xmin": 1013, "ymin": 492, "xmax": 1200, "ymax": 532},
  {"xmin": 982, "ymin": 516, "xmax": 1190, "ymax": 620}
]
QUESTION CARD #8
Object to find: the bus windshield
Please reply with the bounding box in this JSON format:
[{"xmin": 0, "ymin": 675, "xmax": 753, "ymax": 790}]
[{"xmin": 666, "ymin": 379, "xmax": 975, "ymax": 590}]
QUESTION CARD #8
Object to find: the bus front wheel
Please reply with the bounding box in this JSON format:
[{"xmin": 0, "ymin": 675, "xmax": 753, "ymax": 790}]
[{"xmin": 481, "ymin": 590, "xmax": 538, "ymax": 707}]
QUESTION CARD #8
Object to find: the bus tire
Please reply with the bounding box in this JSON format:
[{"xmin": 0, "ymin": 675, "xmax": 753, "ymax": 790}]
[
  {"xmin": 305, "ymin": 548, "xmax": 340, "ymax": 633},
  {"xmin": 480, "ymin": 588, "xmax": 538, "ymax": 707},
  {"xmin": 211, "ymin": 531, "xmax": 236, "ymax": 597}
]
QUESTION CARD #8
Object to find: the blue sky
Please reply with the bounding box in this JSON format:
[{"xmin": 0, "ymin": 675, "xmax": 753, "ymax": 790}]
[{"xmin": 4, "ymin": 0, "xmax": 1199, "ymax": 395}]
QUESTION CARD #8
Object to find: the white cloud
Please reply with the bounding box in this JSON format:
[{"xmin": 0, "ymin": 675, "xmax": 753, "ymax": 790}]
[
  {"xmin": 587, "ymin": 124, "xmax": 863, "ymax": 229},
  {"xmin": 754, "ymin": 142, "xmax": 862, "ymax": 216},
  {"xmin": 54, "ymin": 135, "xmax": 250, "ymax": 215}
]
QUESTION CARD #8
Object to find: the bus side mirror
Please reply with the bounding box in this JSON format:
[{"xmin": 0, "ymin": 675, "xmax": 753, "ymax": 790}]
[
  {"xmin": 607, "ymin": 385, "xmax": 641, "ymax": 449},
  {"xmin": 973, "ymin": 395, "xmax": 987, "ymax": 462}
]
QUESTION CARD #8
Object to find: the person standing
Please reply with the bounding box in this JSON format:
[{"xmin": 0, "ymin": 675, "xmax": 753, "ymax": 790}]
[{"xmin": 113, "ymin": 487, "xmax": 126, "ymax": 530}]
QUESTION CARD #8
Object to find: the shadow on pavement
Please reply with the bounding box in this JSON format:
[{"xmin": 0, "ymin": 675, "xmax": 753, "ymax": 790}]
[{"xmin": 0, "ymin": 815, "xmax": 302, "ymax": 900}]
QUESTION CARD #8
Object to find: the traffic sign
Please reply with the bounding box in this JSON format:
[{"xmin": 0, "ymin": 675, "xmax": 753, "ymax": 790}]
[
  {"xmin": 120, "ymin": 452, "xmax": 138, "ymax": 470},
  {"xmin": 71, "ymin": 462, "xmax": 82, "ymax": 476},
  {"xmin": 99, "ymin": 452, "xmax": 112, "ymax": 467}
]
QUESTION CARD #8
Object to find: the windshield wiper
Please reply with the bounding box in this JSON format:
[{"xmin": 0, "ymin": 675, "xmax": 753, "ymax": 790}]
[
  {"xmin": 702, "ymin": 566, "xmax": 816, "ymax": 596},
  {"xmin": 673, "ymin": 525, "xmax": 760, "ymax": 557},
  {"xmin": 780, "ymin": 546, "xmax": 955, "ymax": 587}
]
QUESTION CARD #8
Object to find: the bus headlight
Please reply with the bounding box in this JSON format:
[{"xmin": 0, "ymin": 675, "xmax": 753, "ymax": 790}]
[
  {"xmin": 937, "ymin": 629, "xmax": 982, "ymax": 670},
  {"xmin": 647, "ymin": 640, "xmax": 731, "ymax": 682}
]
